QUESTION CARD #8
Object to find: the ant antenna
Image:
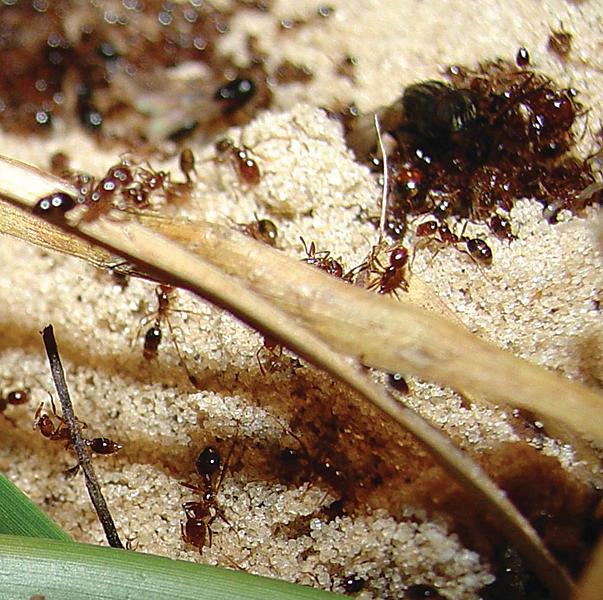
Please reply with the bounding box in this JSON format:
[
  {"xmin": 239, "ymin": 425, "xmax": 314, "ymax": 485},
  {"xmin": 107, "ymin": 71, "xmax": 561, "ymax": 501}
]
[{"xmin": 374, "ymin": 114, "xmax": 389, "ymax": 244}]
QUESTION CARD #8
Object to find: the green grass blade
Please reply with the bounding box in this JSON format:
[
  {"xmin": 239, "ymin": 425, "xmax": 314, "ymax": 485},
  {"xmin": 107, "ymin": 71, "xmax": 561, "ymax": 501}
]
[
  {"xmin": 0, "ymin": 535, "xmax": 339, "ymax": 600},
  {"xmin": 0, "ymin": 473, "xmax": 71, "ymax": 541}
]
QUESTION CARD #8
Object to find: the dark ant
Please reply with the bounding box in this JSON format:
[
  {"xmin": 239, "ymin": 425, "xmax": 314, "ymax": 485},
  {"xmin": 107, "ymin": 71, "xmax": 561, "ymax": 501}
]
[
  {"xmin": 275, "ymin": 419, "xmax": 348, "ymax": 497},
  {"xmin": 489, "ymin": 214, "xmax": 515, "ymax": 240},
  {"xmin": 342, "ymin": 574, "xmax": 366, "ymax": 594},
  {"xmin": 465, "ymin": 237, "xmax": 493, "ymax": 265},
  {"xmin": 356, "ymin": 245, "xmax": 409, "ymax": 296},
  {"xmin": 300, "ymin": 237, "xmax": 346, "ymax": 279},
  {"xmin": 515, "ymin": 47, "xmax": 530, "ymax": 68},
  {"xmin": 213, "ymin": 78, "xmax": 256, "ymax": 115},
  {"xmin": 181, "ymin": 440, "xmax": 236, "ymax": 552},
  {"xmin": 215, "ymin": 137, "xmax": 261, "ymax": 184},
  {"xmin": 405, "ymin": 583, "xmax": 445, "ymax": 599},
  {"xmin": 369, "ymin": 245, "xmax": 410, "ymax": 295},
  {"xmin": 387, "ymin": 373, "xmax": 409, "ymax": 394},
  {"xmin": 32, "ymin": 192, "xmax": 76, "ymax": 222},
  {"xmin": 241, "ymin": 216, "xmax": 278, "ymax": 246},
  {"xmin": 139, "ymin": 284, "xmax": 200, "ymax": 387},
  {"xmin": 0, "ymin": 388, "xmax": 29, "ymax": 425}
]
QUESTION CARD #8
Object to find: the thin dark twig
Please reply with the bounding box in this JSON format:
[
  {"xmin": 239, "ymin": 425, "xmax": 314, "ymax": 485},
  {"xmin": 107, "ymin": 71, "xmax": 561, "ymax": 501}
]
[{"xmin": 41, "ymin": 324, "xmax": 124, "ymax": 549}]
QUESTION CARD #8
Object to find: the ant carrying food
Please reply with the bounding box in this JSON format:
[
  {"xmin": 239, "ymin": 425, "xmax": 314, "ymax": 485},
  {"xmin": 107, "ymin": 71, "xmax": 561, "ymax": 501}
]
[{"xmin": 180, "ymin": 439, "xmax": 237, "ymax": 552}]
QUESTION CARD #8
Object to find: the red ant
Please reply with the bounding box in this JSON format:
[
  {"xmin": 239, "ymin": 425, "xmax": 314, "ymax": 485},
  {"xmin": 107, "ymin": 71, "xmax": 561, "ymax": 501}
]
[
  {"xmin": 353, "ymin": 244, "xmax": 409, "ymax": 296},
  {"xmin": 138, "ymin": 285, "xmax": 201, "ymax": 387},
  {"xmin": 300, "ymin": 237, "xmax": 346, "ymax": 279},
  {"xmin": 255, "ymin": 333, "xmax": 304, "ymax": 376},
  {"xmin": 272, "ymin": 417, "xmax": 348, "ymax": 499},
  {"xmin": 181, "ymin": 439, "xmax": 237, "ymax": 553},
  {"xmin": 33, "ymin": 397, "xmax": 121, "ymax": 473},
  {"xmin": 240, "ymin": 215, "xmax": 278, "ymax": 247},
  {"xmin": 368, "ymin": 245, "xmax": 410, "ymax": 295},
  {"xmin": 179, "ymin": 148, "xmax": 197, "ymax": 186},
  {"xmin": 0, "ymin": 388, "xmax": 29, "ymax": 425},
  {"xmin": 414, "ymin": 219, "xmax": 493, "ymax": 266},
  {"xmin": 215, "ymin": 137, "xmax": 261, "ymax": 184},
  {"xmin": 387, "ymin": 373, "xmax": 409, "ymax": 394}
]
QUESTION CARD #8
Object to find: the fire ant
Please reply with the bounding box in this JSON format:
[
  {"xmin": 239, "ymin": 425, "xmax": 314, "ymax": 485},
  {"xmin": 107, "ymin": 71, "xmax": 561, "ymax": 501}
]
[
  {"xmin": 300, "ymin": 237, "xmax": 346, "ymax": 279},
  {"xmin": 342, "ymin": 574, "xmax": 367, "ymax": 594},
  {"xmin": 179, "ymin": 148, "xmax": 197, "ymax": 185},
  {"xmin": 213, "ymin": 77, "xmax": 256, "ymax": 116},
  {"xmin": 548, "ymin": 25, "xmax": 572, "ymax": 58},
  {"xmin": 0, "ymin": 388, "xmax": 29, "ymax": 425},
  {"xmin": 353, "ymin": 244, "xmax": 409, "ymax": 296},
  {"xmin": 414, "ymin": 219, "xmax": 493, "ymax": 266},
  {"xmin": 387, "ymin": 373, "xmax": 409, "ymax": 394},
  {"xmin": 273, "ymin": 417, "xmax": 349, "ymax": 499},
  {"xmin": 33, "ymin": 397, "xmax": 121, "ymax": 473},
  {"xmin": 138, "ymin": 284, "xmax": 200, "ymax": 387},
  {"xmin": 368, "ymin": 245, "xmax": 410, "ymax": 295},
  {"xmin": 214, "ymin": 137, "xmax": 261, "ymax": 184},
  {"xmin": 241, "ymin": 215, "xmax": 278, "ymax": 246},
  {"xmin": 180, "ymin": 440, "xmax": 237, "ymax": 552},
  {"xmin": 33, "ymin": 192, "xmax": 77, "ymax": 223}
]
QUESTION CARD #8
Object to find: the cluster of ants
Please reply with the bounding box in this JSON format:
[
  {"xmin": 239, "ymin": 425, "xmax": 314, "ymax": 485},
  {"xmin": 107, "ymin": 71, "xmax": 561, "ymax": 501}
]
[
  {"xmin": 2, "ymin": 387, "xmax": 122, "ymax": 475},
  {"xmin": 33, "ymin": 134, "xmax": 266, "ymax": 224},
  {"xmin": 343, "ymin": 47, "xmax": 601, "ymax": 265}
]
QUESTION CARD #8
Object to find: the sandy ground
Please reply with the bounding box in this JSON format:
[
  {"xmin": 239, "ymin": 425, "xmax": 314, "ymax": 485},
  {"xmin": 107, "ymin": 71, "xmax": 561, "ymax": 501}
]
[{"xmin": 0, "ymin": 1, "xmax": 602, "ymax": 599}]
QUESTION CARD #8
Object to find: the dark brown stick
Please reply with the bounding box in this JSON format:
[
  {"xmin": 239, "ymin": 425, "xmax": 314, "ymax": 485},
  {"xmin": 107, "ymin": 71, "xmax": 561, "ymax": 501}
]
[{"xmin": 41, "ymin": 324, "xmax": 124, "ymax": 549}]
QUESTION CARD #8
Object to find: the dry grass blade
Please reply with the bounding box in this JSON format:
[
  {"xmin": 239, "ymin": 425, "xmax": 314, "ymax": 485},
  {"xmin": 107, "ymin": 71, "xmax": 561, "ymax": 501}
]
[
  {"xmin": 573, "ymin": 536, "xmax": 603, "ymax": 600},
  {"xmin": 143, "ymin": 217, "xmax": 603, "ymax": 445},
  {"xmin": 0, "ymin": 153, "xmax": 579, "ymax": 598}
]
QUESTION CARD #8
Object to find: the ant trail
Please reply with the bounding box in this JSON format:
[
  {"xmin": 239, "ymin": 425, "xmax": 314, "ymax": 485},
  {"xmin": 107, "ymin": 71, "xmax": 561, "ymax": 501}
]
[
  {"xmin": 374, "ymin": 114, "xmax": 389, "ymax": 245},
  {"xmin": 41, "ymin": 324, "xmax": 124, "ymax": 549}
]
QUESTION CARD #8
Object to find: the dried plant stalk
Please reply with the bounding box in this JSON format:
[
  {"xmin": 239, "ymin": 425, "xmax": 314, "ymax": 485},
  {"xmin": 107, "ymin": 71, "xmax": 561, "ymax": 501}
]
[
  {"xmin": 573, "ymin": 536, "xmax": 603, "ymax": 600},
  {"xmin": 143, "ymin": 216, "xmax": 603, "ymax": 444},
  {"xmin": 0, "ymin": 153, "xmax": 585, "ymax": 598}
]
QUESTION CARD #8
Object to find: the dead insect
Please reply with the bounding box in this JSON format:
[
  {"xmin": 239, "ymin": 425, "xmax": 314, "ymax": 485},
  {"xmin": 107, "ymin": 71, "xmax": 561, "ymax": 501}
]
[{"xmin": 402, "ymin": 80, "xmax": 477, "ymax": 140}]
